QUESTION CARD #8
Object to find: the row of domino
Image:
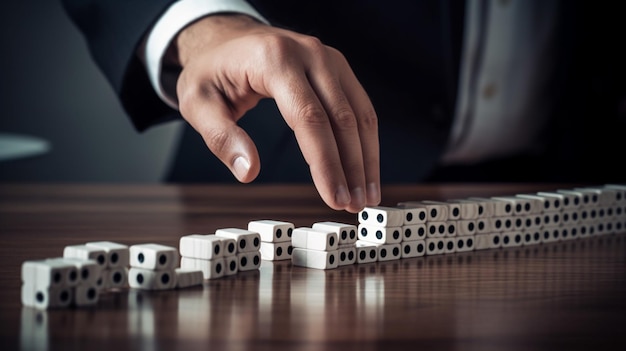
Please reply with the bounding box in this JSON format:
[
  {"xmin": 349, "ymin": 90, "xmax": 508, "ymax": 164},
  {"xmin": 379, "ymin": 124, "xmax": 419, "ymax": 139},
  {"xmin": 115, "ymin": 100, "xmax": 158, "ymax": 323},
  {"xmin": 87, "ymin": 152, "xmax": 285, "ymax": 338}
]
[
  {"xmin": 21, "ymin": 184, "xmax": 626, "ymax": 307},
  {"xmin": 286, "ymin": 184, "xmax": 626, "ymax": 270}
]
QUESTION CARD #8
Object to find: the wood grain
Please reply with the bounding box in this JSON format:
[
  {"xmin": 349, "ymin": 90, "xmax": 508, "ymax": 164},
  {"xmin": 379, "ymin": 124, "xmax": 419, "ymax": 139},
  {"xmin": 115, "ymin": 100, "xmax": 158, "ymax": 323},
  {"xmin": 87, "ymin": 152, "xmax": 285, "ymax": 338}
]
[{"xmin": 1, "ymin": 183, "xmax": 624, "ymax": 351}]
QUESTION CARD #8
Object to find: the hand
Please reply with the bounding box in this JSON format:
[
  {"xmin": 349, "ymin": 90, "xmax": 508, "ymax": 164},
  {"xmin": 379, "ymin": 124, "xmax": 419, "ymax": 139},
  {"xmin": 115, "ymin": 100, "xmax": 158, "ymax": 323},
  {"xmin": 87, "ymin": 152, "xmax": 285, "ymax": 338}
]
[{"xmin": 172, "ymin": 14, "xmax": 380, "ymax": 213}]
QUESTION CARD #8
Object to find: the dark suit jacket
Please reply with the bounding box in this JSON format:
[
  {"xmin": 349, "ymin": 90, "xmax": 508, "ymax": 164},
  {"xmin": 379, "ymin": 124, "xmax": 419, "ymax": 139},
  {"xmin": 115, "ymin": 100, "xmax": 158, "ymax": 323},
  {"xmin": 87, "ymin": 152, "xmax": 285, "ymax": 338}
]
[{"xmin": 62, "ymin": 0, "xmax": 626, "ymax": 184}]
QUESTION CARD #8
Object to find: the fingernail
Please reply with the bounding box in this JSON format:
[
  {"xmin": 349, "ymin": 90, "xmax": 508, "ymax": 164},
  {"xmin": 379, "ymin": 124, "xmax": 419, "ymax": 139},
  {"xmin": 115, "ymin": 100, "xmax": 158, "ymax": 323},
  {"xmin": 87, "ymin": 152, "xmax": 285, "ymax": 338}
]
[
  {"xmin": 366, "ymin": 182, "xmax": 381, "ymax": 205},
  {"xmin": 352, "ymin": 187, "xmax": 365, "ymax": 209},
  {"xmin": 233, "ymin": 156, "xmax": 250, "ymax": 181},
  {"xmin": 335, "ymin": 185, "xmax": 351, "ymax": 207}
]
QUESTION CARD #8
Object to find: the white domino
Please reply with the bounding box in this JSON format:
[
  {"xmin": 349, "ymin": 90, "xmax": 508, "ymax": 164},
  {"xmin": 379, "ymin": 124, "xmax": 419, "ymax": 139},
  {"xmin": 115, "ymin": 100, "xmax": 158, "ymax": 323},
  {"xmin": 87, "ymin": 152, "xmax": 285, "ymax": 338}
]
[
  {"xmin": 129, "ymin": 244, "xmax": 178, "ymax": 270},
  {"xmin": 516, "ymin": 194, "xmax": 561, "ymax": 213},
  {"xmin": 358, "ymin": 206, "xmax": 404, "ymax": 227},
  {"xmin": 395, "ymin": 204, "xmax": 428, "ymax": 225},
  {"xmin": 48, "ymin": 257, "xmax": 101, "ymax": 285},
  {"xmin": 292, "ymin": 248, "xmax": 338, "ymax": 270},
  {"xmin": 398, "ymin": 201, "xmax": 448, "ymax": 222},
  {"xmin": 357, "ymin": 224, "xmax": 402, "ymax": 244},
  {"xmin": 73, "ymin": 284, "xmax": 99, "ymax": 307},
  {"xmin": 180, "ymin": 257, "xmax": 225, "ymax": 280},
  {"xmin": 260, "ymin": 241, "xmax": 292, "ymax": 261},
  {"xmin": 128, "ymin": 267, "xmax": 177, "ymax": 290},
  {"xmin": 223, "ymin": 255, "xmax": 238, "ymax": 276},
  {"xmin": 21, "ymin": 259, "xmax": 79, "ymax": 288},
  {"xmin": 454, "ymin": 236, "xmax": 475, "ymax": 252},
  {"xmin": 422, "ymin": 200, "xmax": 461, "ymax": 220},
  {"xmin": 292, "ymin": 227, "xmax": 338, "ymax": 251},
  {"xmin": 248, "ymin": 220, "xmax": 294, "ymax": 243},
  {"xmin": 468, "ymin": 197, "xmax": 513, "ymax": 217},
  {"xmin": 21, "ymin": 284, "xmax": 73, "ymax": 309},
  {"xmin": 312, "ymin": 221, "xmax": 357, "ymax": 245},
  {"xmin": 456, "ymin": 220, "xmax": 477, "ymax": 236},
  {"xmin": 85, "ymin": 241, "xmax": 129, "ymax": 268},
  {"xmin": 215, "ymin": 228, "xmax": 261, "ymax": 253},
  {"xmin": 454, "ymin": 198, "xmax": 494, "ymax": 218},
  {"xmin": 104, "ymin": 267, "xmax": 128, "ymax": 289},
  {"xmin": 63, "ymin": 245, "xmax": 107, "ymax": 268},
  {"xmin": 501, "ymin": 232, "xmax": 523, "ymax": 248},
  {"xmin": 425, "ymin": 238, "xmax": 445, "ymax": 255},
  {"xmin": 217, "ymin": 237, "xmax": 237, "ymax": 257},
  {"xmin": 426, "ymin": 221, "xmax": 447, "ymax": 238},
  {"xmin": 179, "ymin": 234, "xmax": 224, "ymax": 260},
  {"xmin": 446, "ymin": 199, "xmax": 480, "ymax": 219},
  {"xmin": 237, "ymin": 251, "xmax": 261, "ymax": 271},
  {"xmin": 375, "ymin": 243, "xmax": 402, "ymax": 261},
  {"xmin": 337, "ymin": 245, "xmax": 356, "ymax": 266},
  {"xmin": 474, "ymin": 233, "xmax": 501, "ymax": 250},
  {"xmin": 355, "ymin": 241, "xmax": 378, "ymax": 263},
  {"xmin": 538, "ymin": 191, "xmax": 580, "ymax": 209},
  {"xmin": 175, "ymin": 268, "xmax": 204, "ymax": 288},
  {"xmin": 401, "ymin": 240, "xmax": 426, "ymax": 258},
  {"xmin": 401, "ymin": 224, "xmax": 427, "ymax": 241}
]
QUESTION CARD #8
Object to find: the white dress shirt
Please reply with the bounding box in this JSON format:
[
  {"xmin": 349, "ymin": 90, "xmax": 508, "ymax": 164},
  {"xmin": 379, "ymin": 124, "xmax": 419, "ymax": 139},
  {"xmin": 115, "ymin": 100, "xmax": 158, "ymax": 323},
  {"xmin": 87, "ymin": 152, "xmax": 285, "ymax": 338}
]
[{"xmin": 142, "ymin": 0, "xmax": 560, "ymax": 166}]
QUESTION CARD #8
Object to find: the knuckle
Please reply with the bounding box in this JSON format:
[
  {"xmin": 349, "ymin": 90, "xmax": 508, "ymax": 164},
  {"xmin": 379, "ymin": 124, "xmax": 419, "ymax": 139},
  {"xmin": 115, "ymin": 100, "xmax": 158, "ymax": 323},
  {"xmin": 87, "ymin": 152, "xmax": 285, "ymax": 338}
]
[
  {"xmin": 202, "ymin": 127, "xmax": 232, "ymax": 156},
  {"xmin": 295, "ymin": 102, "xmax": 328, "ymax": 128},
  {"xmin": 331, "ymin": 105, "xmax": 358, "ymax": 130},
  {"xmin": 359, "ymin": 108, "xmax": 379, "ymax": 131}
]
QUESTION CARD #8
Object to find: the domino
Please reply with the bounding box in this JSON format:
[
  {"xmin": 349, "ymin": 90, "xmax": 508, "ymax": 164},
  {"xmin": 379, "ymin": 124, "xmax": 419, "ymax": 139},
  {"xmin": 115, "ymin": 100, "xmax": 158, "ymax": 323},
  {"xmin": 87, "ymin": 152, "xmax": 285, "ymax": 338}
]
[
  {"xmin": 237, "ymin": 251, "xmax": 261, "ymax": 272},
  {"xmin": 474, "ymin": 233, "xmax": 500, "ymax": 250},
  {"xmin": 537, "ymin": 191, "xmax": 579, "ymax": 209},
  {"xmin": 292, "ymin": 227, "xmax": 338, "ymax": 251},
  {"xmin": 215, "ymin": 228, "xmax": 261, "ymax": 253},
  {"xmin": 454, "ymin": 198, "xmax": 494, "ymax": 218},
  {"xmin": 456, "ymin": 220, "xmax": 477, "ymax": 236},
  {"xmin": 557, "ymin": 189, "xmax": 595, "ymax": 207},
  {"xmin": 85, "ymin": 241, "xmax": 129, "ymax": 268},
  {"xmin": 21, "ymin": 283, "xmax": 73, "ymax": 309},
  {"xmin": 489, "ymin": 216, "xmax": 514, "ymax": 233},
  {"xmin": 542, "ymin": 212, "xmax": 562, "ymax": 228},
  {"xmin": 217, "ymin": 237, "xmax": 237, "ymax": 257},
  {"xmin": 468, "ymin": 197, "xmax": 513, "ymax": 217},
  {"xmin": 179, "ymin": 234, "xmax": 224, "ymax": 260},
  {"xmin": 180, "ymin": 257, "xmax": 225, "ymax": 280},
  {"xmin": 357, "ymin": 224, "xmax": 402, "ymax": 244},
  {"xmin": 523, "ymin": 231, "xmax": 542, "ymax": 246},
  {"xmin": 358, "ymin": 206, "xmax": 404, "ymax": 227},
  {"xmin": 422, "ymin": 200, "xmax": 462, "ymax": 220},
  {"xmin": 491, "ymin": 196, "xmax": 535, "ymax": 216},
  {"xmin": 72, "ymin": 284, "xmax": 99, "ymax": 307},
  {"xmin": 443, "ymin": 238, "xmax": 456, "ymax": 254},
  {"xmin": 175, "ymin": 268, "xmax": 204, "ymax": 288},
  {"xmin": 446, "ymin": 199, "xmax": 480, "ymax": 219},
  {"xmin": 292, "ymin": 248, "xmax": 338, "ymax": 270},
  {"xmin": 247, "ymin": 219, "xmax": 294, "ymax": 243},
  {"xmin": 604, "ymin": 184, "xmax": 626, "ymax": 204},
  {"xmin": 574, "ymin": 187, "xmax": 613, "ymax": 206},
  {"xmin": 129, "ymin": 243, "xmax": 178, "ymax": 270},
  {"xmin": 355, "ymin": 241, "xmax": 378, "ymax": 263},
  {"xmin": 455, "ymin": 236, "xmax": 475, "ymax": 252},
  {"xmin": 425, "ymin": 238, "xmax": 445, "ymax": 255},
  {"xmin": 312, "ymin": 221, "xmax": 358, "ymax": 245},
  {"xmin": 21, "ymin": 259, "xmax": 79, "ymax": 288},
  {"xmin": 426, "ymin": 221, "xmax": 447, "ymax": 238},
  {"xmin": 401, "ymin": 224, "xmax": 427, "ymax": 241},
  {"xmin": 223, "ymin": 255, "xmax": 239, "ymax": 276},
  {"xmin": 516, "ymin": 194, "xmax": 562, "ymax": 213},
  {"xmin": 104, "ymin": 267, "xmax": 128, "ymax": 289},
  {"xmin": 337, "ymin": 245, "xmax": 357, "ymax": 266},
  {"xmin": 541, "ymin": 228, "xmax": 561, "ymax": 243},
  {"xmin": 395, "ymin": 204, "xmax": 428, "ymax": 225},
  {"xmin": 63, "ymin": 245, "xmax": 107, "ymax": 268},
  {"xmin": 501, "ymin": 232, "xmax": 523, "ymax": 248},
  {"xmin": 475, "ymin": 218, "xmax": 492, "ymax": 234},
  {"xmin": 128, "ymin": 267, "xmax": 177, "ymax": 290},
  {"xmin": 397, "ymin": 201, "xmax": 448, "ymax": 222},
  {"xmin": 260, "ymin": 241, "xmax": 293, "ymax": 261},
  {"xmin": 375, "ymin": 243, "xmax": 402, "ymax": 262},
  {"xmin": 48, "ymin": 257, "xmax": 102, "ymax": 285},
  {"xmin": 400, "ymin": 240, "xmax": 426, "ymax": 258}
]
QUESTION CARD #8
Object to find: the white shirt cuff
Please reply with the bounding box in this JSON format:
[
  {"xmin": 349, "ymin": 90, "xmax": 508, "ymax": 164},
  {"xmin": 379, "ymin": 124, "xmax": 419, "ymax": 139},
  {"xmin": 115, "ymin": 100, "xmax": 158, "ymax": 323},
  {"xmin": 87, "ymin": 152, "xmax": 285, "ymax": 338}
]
[{"xmin": 143, "ymin": 0, "xmax": 269, "ymax": 109}]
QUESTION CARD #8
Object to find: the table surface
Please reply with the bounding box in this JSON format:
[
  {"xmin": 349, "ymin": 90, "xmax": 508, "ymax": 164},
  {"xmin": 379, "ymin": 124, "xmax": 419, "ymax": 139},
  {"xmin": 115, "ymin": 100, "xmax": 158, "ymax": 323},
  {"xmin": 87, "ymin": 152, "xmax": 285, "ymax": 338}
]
[{"xmin": 1, "ymin": 183, "xmax": 625, "ymax": 351}]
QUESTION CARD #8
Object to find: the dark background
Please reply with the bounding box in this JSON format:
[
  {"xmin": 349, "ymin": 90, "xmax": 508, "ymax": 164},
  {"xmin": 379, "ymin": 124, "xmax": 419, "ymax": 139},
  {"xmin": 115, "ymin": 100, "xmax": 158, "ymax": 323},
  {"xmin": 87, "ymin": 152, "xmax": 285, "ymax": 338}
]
[{"xmin": 0, "ymin": 0, "xmax": 181, "ymax": 182}]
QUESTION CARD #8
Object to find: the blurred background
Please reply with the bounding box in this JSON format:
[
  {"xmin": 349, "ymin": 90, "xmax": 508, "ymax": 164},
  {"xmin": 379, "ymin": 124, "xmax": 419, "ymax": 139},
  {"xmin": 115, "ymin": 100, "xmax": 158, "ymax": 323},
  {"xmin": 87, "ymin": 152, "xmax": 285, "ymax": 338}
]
[{"xmin": 0, "ymin": 1, "xmax": 182, "ymax": 182}]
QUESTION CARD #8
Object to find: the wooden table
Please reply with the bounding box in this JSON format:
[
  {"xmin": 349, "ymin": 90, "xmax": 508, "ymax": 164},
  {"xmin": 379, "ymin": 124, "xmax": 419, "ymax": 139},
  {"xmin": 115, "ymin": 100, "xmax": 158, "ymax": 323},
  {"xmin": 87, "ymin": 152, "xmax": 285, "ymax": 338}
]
[{"xmin": 1, "ymin": 183, "xmax": 625, "ymax": 351}]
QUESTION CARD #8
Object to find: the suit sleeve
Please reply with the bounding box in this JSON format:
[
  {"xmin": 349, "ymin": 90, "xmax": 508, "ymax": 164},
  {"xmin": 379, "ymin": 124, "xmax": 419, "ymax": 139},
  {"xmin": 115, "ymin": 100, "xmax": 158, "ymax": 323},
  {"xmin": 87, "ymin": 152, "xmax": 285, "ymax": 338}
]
[{"xmin": 61, "ymin": 0, "xmax": 179, "ymax": 131}]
